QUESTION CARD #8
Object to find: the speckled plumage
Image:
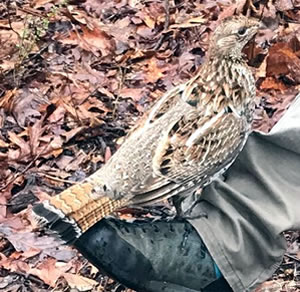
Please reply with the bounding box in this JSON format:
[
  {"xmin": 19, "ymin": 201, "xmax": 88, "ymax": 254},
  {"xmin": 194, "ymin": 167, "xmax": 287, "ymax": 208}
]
[{"xmin": 33, "ymin": 15, "xmax": 260, "ymax": 243}]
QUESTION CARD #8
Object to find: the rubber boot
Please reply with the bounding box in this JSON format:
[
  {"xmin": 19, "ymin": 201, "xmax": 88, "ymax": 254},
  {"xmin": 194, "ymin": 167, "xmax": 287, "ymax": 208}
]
[{"xmin": 74, "ymin": 218, "xmax": 232, "ymax": 292}]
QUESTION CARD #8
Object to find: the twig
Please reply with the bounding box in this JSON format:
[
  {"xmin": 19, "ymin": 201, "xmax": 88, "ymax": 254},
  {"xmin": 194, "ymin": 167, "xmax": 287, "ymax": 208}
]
[
  {"xmin": 154, "ymin": 0, "xmax": 170, "ymax": 51},
  {"xmin": 0, "ymin": 142, "xmax": 51, "ymax": 192},
  {"xmin": 248, "ymin": 0, "xmax": 267, "ymax": 63},
  {"xmin": 259, "ymin": 0, "xmax": 267, "ymax": 21},
  {"xmin": 285, "ymin": 253, "xmax": 300, "ymax": 263},
  {"xmin": 39, "ymin": 173, "xmax": 77, "ymax": 184},
  {"xmin": 18, "ymin": 7, "xmax": 45, "ymax": 18},
  {"xmin": 6, "ymin": 0, "xmax": 21, "ymax": 39}
]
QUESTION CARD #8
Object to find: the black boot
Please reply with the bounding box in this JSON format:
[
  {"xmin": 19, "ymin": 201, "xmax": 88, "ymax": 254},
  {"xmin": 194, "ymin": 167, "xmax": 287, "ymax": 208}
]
[{"xmin": 74, "ymin": 218, "xmax": 232, "ymax": 292}]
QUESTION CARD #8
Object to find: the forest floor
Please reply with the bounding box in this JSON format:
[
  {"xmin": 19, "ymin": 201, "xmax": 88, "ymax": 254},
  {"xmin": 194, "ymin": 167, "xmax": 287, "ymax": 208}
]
[{"xmin": 0, "ymin": 0, "xmax": 299, "ymax": 291}]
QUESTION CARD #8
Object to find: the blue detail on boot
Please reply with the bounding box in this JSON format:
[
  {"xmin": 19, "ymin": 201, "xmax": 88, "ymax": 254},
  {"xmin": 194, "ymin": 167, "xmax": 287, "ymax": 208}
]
[{"xmin": 214, "ymin": 262, "xmax": 222, "ymax": 279}]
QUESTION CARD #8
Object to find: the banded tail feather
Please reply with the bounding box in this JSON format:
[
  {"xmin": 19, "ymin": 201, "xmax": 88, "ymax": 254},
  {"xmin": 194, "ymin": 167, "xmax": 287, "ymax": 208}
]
[{"xmin": 32, "ymin": 181, "xmax": 128, "ymax": 243}]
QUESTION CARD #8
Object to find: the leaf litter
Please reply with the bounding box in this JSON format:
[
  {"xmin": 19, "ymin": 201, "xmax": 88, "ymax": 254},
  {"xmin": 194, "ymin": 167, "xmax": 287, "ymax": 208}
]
[{"xmin": 0, "ymin": 0, "xmax": 299, "ymax": 291}]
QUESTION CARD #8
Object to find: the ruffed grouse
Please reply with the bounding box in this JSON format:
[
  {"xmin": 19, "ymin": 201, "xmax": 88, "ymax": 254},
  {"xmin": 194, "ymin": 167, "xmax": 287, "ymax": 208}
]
[{"xmin": 33, "ymin": 15, "xmax": 260, "ymax": 243}]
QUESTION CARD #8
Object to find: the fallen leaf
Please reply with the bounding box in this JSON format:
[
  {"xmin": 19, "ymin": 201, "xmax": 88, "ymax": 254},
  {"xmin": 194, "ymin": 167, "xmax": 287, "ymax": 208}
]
[
  {"xmin": 260, "ymin": 77, "xmax": 287, "ymax": 91},
  {"xmin": 105, "ymin": 147, "xmax": 111, "ymax": 163},
  {"xmin": 119, "ymin": 87, "xmax": 144, "ymax": 101},
  {"xmin": 170, "ymin": 15, "xmax": 206, "ymax": 28},
  {"xmin": 143, "ymin": 15, "xmax": 156, "ymax": 29},
  {"xmin": 0, "ymin": 89, "xmax": 17, "ymax": 113},
  {"xmin": 63, "ymin": 273, "xmax": 99, "ymax": 291},
  {"xmin": 59, "ymin": 21, "xmax": 115, "ymax": 57},
  {"xmin": 144, "ymin": 57, "xmax": 166, "ymax": 83},
  {"xmin": 267, "ymin": 42, "xmax": 300, "ymax": 84},
  {"xmin": 28, "ymin": 258, "xmax": 70, "ymax": 287}
]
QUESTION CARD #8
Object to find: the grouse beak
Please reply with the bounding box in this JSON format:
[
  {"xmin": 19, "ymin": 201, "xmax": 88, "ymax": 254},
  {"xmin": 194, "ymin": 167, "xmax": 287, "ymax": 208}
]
[
  {"xmin": 248, "ymin": 18, "xmax": 261, "ymax": 39},
  {"xmin": 258, "ymin": 20, "xmax": 268, "ymax": 31}
]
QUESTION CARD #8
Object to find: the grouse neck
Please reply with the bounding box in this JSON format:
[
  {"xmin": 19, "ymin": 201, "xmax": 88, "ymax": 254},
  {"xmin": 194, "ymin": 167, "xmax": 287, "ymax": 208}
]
[
  {"xmin": 207, "ymin": 52, "xmax": 245, "ymax": 67},
  {"xmin": 192, "ymin": 52, "xmax": 254, "ymax": 117},
  {"xmin": 200, "ymin": 55, "xmax": 247, "ymax": 86}
]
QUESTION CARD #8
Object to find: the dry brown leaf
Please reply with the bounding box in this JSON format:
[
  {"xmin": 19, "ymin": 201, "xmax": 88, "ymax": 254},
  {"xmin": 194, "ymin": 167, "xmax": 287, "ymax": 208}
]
[
  {"xmin": 48, "ymin": 106, "xmax": 66, "ymax": 124},
  {"xmin": 28, "ymin": 119, "xmax": 44, "ymax": 157},
  {"xmin": 12, "ymin": 91, "xmax": 43, "ymax": 126},
  {"xmin": 55, "ymin": 151, "xmax": 87, "ymax": 172},
  {"xmin": 255, "ymin": 280, "xmax": 282, "ymax": 292},
  {"xmin": 143, "ymin": 15, "xmax": 156, "ymax": 29},
  {"xmin": 0, "ymin": 254, "xmax": 31, "ymax": 274},
  {"xmin": 45, "ymin": 136, "xmax": 64, "ymax": 158},
  {"xmin": 0, "ymin": 227, "xmax": 59, "ymax": 253},
  {"xmin": 21, "ymin": 248, "xmax": 41, "ymax": 259},
  {"xmin": 217, "ymin": 0, "xmax": 247, "ymax": 22},
  {"xmin": 63, "ymin": 273, "xmax": 99, "ymax": 291},
  {"xmin": 260, "ymin": 77, "xmax": 287, "ymax": 91},
  {"xmin": 28, "ymin": 258, "xmax": 70, "ymax": 287},
  {"xmin": 0, "ymin": 216, "xmax": 25, "ymax": 230},
  {"xmin": 62, "ymin": 96, "xmax": 107, "ymax": 127},
  {"xmin": 170, "ymin": 15, "xmax": 206, "ymax": 29},
  {"xmin": 136, "ymin": 25, "xmax": 156, "ymax": 38},
  {"xmin": 104, "ymin": 146, "xmax": 112, "ymax": 163},
  {"xmin": 255, "ymin": 279, "xmax": 298, "ymax": 292},
  {"xmin": 80, "ymin": 24, "xmax": 115, "ymax": 56},
  {"xmin": 61, "ymin": 126, "xmax": 85, "ymax": 142},
  {"xmin": 0, "ymin": 60, "xmax": 15, "ymax": 72},
  {"xmin": 267, "ymin": 43, "xmax": 300, "ymax": 84},
  {"xmin": 66, "ymin": 5, "xmax": 88, "ymax": 25},
  {"xmin": 8, "ymin": 131, "xmax": 31, "ymax": 157},
  {"xmin": 59, "ymin": 21, "xmax": 115, "ymax": 57},
  {"xmin": 65, "ymin": 152, "xmax": 88, "ymax": 172},
  {"xmin": 256, "ymin": 57, "xmax": 267, "ymax": 78},
  {"xmin": 55, "ymin": 155, "xmax": 74, "ymax": 170},
  {"xmin": 32, "ymin": 0, "xmax": 57, "ymax": 8},
  {"xmin": 0, "ymin": 139, "xmax": 9, "ymax": 148},
  {"xmin": 0, "ymin": 21, "xmax": 25, "ymax": 43},
  {"xmin": 269, "ymin": 91, "xmax": 298, "ymax": 126},
  {"xmin": 0, "ymin": 195, "xmax": 8, "ymax": 220},
  {"xmin": 119, "ymin": 88, "xmax": 144, "ymax": 101},
  {"xmin": 144, "ymin": 57, "xmax": 166, "ymax": 83},
  {"xmin": 275, "ymin": 0, "xmax": 295, "ymax": 12},
  {"xmin": 0, "ymin": 89, "xmax": 17, "ymax": 113}
]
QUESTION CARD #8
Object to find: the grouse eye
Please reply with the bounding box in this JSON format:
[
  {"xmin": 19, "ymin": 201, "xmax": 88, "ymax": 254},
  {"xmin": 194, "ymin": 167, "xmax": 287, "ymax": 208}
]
[{"xmin": 238, "ymin": 27, "xmax": 247, "ymax": 35}]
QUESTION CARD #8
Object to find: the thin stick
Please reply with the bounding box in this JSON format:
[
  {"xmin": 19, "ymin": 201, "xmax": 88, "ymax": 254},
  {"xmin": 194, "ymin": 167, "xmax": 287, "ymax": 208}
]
[
  {"xmin": 285, "ymin": 253, "xmax": 300, "ymax": 263},
  {"xmin": 154, "ymin": 0, "xmax": 170, "ymax": 50},
  {"xmin": 39, "ymin": 173, "xmax": 77, "ymax": 184},
  {"xmin": 0, "ymin": 142, "xmax": 50, "ymax": 191}
]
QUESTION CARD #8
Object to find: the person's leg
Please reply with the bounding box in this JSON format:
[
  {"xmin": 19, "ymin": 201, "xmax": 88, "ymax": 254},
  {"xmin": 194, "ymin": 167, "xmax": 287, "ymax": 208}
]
[
  {"xmin": 74, "ymin": 94, "xmax": 300, "ymax": 292},
  {"xmin": 186, "ymin": 94, "xmax": 300, "ymax": 291},
  {"xmin": 74, "ymin": 217, "xmax": 231, "ymax": 292}
]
